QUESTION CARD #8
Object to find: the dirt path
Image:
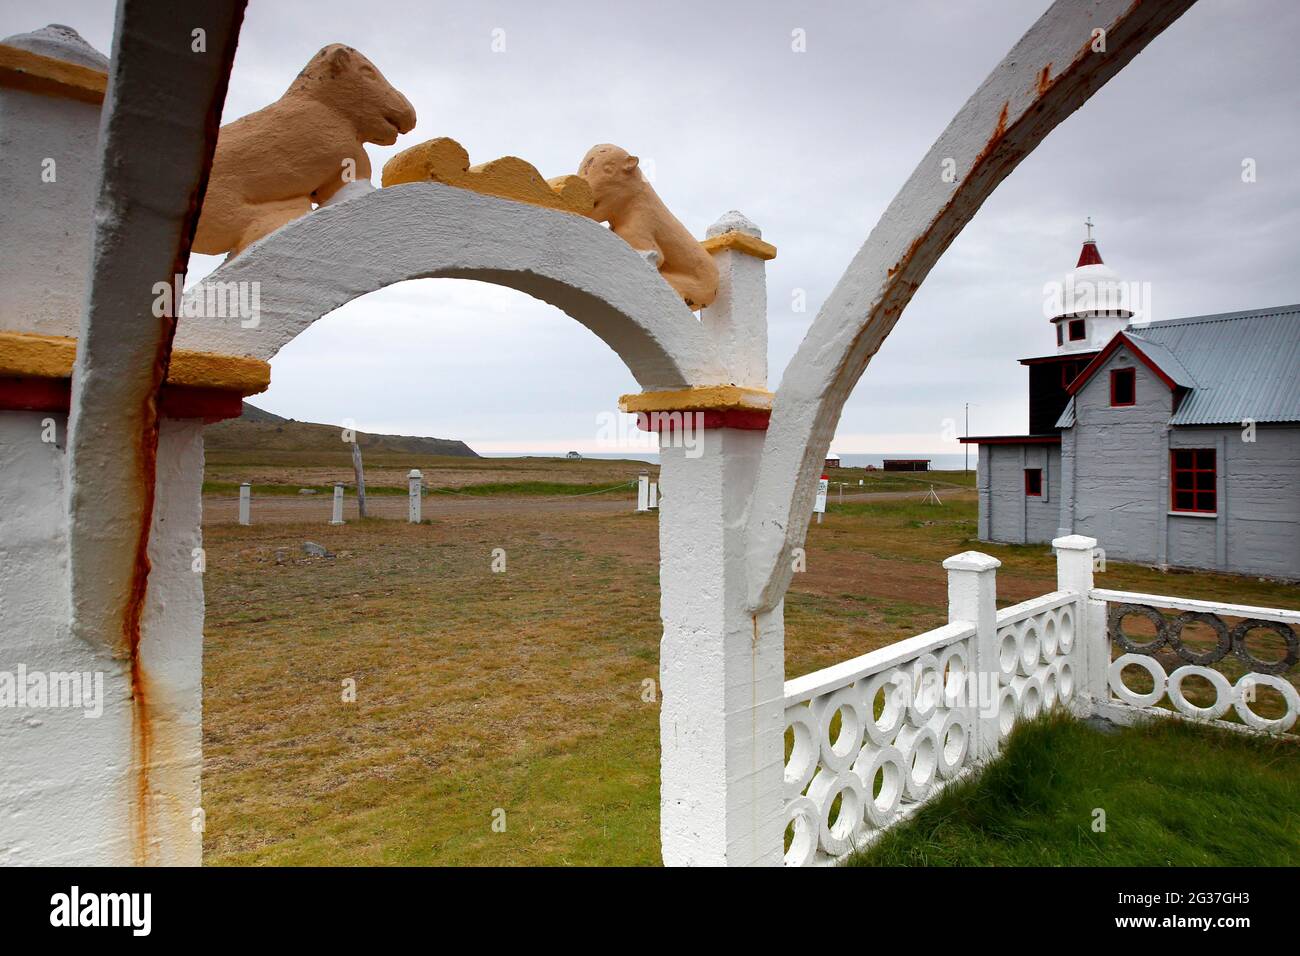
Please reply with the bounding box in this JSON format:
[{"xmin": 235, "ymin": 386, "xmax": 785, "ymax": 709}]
[{"xmin": 201, "ymin": 487, "xmax": 976, "ymax": 524}]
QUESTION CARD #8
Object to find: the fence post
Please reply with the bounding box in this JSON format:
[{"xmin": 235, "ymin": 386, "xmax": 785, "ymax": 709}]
[
  {"xmin": 408, "ymin": 469, "xmax": 422, "ymax": 523},
  {"xmin": 637, "ymin": 471, "xmax": 649, "ymax": 512},
  {"xmin": 942, "ymin": 550, "xmax": 1001, "ymax": 762},
  {"xmin": 238, "ymin": 482, "xmax": 251, "ymax": 526},
  {"xmin": 330, "ymin": 483, "xmax": 345, "ymax": 525},
  {"xmin": 1053, "ymin": 534, "xmax": 1101, "ymax": 717}
]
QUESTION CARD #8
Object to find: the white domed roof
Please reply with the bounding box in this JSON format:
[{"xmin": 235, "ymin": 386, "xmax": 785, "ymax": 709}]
[{"xmin": 1053, "ymin": 244, "xmax": 1132, "ymax": 318}]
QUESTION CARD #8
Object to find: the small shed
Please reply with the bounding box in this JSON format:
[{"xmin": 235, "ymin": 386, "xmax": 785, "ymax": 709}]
[
  {"xmin": 883, "ymin": 459, "xmax": 930, "ymax": 472},
  {"xmin": 824, "ymin": 454, "xmax": 841, "ymax": 469}
]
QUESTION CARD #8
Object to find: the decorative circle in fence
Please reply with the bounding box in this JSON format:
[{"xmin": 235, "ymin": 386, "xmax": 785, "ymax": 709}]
[
  {"xmin": 895, "ymin": 724, "xmax": 939, "ymax": 800},
  {"xmin": 1108, "ymin": 603, "xmax": 1169, "ymax": 654},
  {"xmin": 1229, "ymin": 618, "xmax": 1299, "ymax": 676},
  {"xmin": 938, "ymin": 642, "xmax": 968, "ymax": 709},
  {"xmin": 906, "ymin": 654, "xmax": 942, "ymax": 726},
  {"xmin": 1053, "ymin": 658, "xmax": 1075, "ymax": 705},
  {"xmin": 1233, "ymin": 674, "xmax": 1300, "ymax": 733},
  {"xmin": 818, "ymin": 687, "xmax": 867, "ymax": 773},
  {"xmin": 1167, "ymin": 611, "xmax": 1231, "ymax": 666},
  {"xmin": 933, "ymin": 711, "xmax": 968, "ymax": 779},
  {"xmin": 1109, "ymin": 653, "xmax": 1167, "ymax": 708},
  {"xmin": 807, "ymin": 768, "xmax": 867, "ymax": 856},
  {"xmin": 996, "ymin": 626, "xmax": 1021, "ymax": 684},
  {"xmin": 784, "ymin": 705, "xmax": 820, "ymax": 799},
  {"xmin": 862, "ymin": 669, "xmax": 908, "ymax": 745},
  {"xmin": 1057, "ymin": 606, "xmax": 1076, "ymax": 654},
  {"xmin": 1165, "ymin": 665, "xmax": 1234, "ymax": 721},
  {"xmin": 853, "ymin": 744, "xmax": 905, "ymax": 828},
  {"xmin": 1018, "ymin": 621, "xmax": 1041, "ymax": 676},
  {"xmin": 783, "ymin": 796, "xmax": 820, "ymax": 867}
]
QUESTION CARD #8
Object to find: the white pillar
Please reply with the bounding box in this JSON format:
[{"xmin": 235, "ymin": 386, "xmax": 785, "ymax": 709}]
[
  {"xmin": 636, "ymin": 471, "xmax": 649, "ymax": 512},
  {"xmin": 1053, "ymin": 534, "xmax": 1101, "ymax": 716},
  {"xmin": 0, "ymin": 25, "xmax": 108, "ymax": 338},
  {"xmin": 701, "ymin": 211, "xmax": 770, "ymax": 389},
  {"xmin": 330, "ymin": 483, "xmax": 344, "ymax": 524},
  {"xmin": 408, "ymin": 469, "xmax": 422, "ymax": 523},
  {"xmin": 659, "ymin": 428, "xmax": 784, "ymax": 866},
  {"xmin": 238, "ymin": 482, "xmax": 250, "ymax": 525},
  {"xmin": 648, "ymin": 480, "xmax": 658, "ymax": 510},
  {"xmin": 942, "ymin": 550, "xmax": 1001, "ymax": 762}
]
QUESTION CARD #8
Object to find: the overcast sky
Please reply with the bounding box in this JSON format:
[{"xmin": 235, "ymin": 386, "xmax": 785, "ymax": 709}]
[{"xmin": 7, "ymin": 1, "xmax": 1298, "ymax": 455}]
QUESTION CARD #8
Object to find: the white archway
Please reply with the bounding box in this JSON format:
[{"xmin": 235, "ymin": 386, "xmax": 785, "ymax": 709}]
[{"xmin": 177, "ymin": 183, "xmax": 724, "ymax": 392}]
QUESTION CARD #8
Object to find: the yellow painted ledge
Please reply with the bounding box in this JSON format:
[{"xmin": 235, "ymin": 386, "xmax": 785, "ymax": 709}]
[
  {"xmin": 0, "ymin": 44, "xmax": 107, "ymax": 105},
  {"xmin": 382, "ymin": 137, "xmax": 596, "ymax": 218},
  {"xmin": 619, "ymin": 385, "xmax": 773, "ymax": 414},
  {"xmin": 700, "ymin": 231, "xmax": 777, "ymax": 261},
  {"xmin": 0, "ymin": 331, "xmax": 270, "ymax": 395}
]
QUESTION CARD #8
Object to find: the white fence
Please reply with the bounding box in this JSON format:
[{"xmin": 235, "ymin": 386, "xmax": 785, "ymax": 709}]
[
  {"xmin": 1089, "ymin": 589, "xmax": 1299, "ymax": 736},
  {"xmin": 780, "ymin": 535, "xmax": 1299, "ymax": 866}
]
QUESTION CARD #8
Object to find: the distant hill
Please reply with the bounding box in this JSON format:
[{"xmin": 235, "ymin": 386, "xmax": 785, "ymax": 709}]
[{"xmin": 205, "ymin": 402, "xmax": 478, "ymax": 458}]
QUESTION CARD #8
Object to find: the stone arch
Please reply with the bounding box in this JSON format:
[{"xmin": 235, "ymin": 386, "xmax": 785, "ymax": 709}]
[{"xmin": 176, "ymin": 182, "xmax": 723, "ymax": 391}]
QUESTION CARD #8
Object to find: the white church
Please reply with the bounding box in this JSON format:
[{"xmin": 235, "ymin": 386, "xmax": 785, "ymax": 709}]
[{"xmin": 962, "ymin": 225, "xmax": 1300, "ymax": 580}]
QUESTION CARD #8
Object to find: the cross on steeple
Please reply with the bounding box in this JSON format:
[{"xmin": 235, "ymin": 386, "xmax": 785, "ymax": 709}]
[{"xmin": 1085, "ymin": 216, "xmax": 1094, "ymax": 242}]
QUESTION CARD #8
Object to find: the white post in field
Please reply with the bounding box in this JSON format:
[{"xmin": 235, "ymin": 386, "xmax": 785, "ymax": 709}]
[
  {"xmin": 637, "ymin": 471, "xmax": 649, "ymax": 512},
  {"xmin": 657, "ymin": 212, "xmax": 783, "ymax": 866},
  {"xmin": 648, "ymin": 480, "xmax": 658, "ymax": 510},
  {"xmin": 1053, "ymin": 534, "xmax": 1100, "ymax": 717},
  {"xmin": 238, "ymin": 482, "xmax": 251, "ymax": 526},
  {"xmin": 408, "ymin": 469, "xmax": 422, "ymax": 523},
  {"xmin": 330, "ymin": 483, "xmax": 344, "ymax": 525},
  {"xmin": 943, "ymin": 550, "xmax": 1001, "ymax": 762}
]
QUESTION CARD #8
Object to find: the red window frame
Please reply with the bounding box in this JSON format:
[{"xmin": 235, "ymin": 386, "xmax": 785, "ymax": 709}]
[
  {"xmin": 1060, "ymin": 360, "xmax": 1082, "ymax": 388},
  {"xmin": 1068, "ymin": 319, "xmax": 1087, "ymax": 341},
  {"xmin": 1170, "ymin": 449, "xmax": 1216, "ymax": 514},
  {"xmin": 1024, "ymin": 468, "xmax": 1043, "ymax": 497},
  {"xmin": 1056, "ymin": 323, "xmax": 1064, "ymax": 346},
  {"xmin": 1110, "ymin": 367, "xmax": 1136, "ymax": 406}
]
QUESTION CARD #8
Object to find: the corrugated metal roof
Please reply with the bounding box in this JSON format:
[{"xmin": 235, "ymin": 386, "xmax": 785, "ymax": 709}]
[
  {"xmin": 1056, "ymin": 397, "xmax": 1075, "ymax": 429},
  {"xmin": 1126, "ymin": 304, "xmax": 1300, "ymax": 425}
]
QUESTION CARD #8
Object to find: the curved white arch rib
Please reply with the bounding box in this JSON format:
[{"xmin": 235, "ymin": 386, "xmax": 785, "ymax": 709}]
[
  {"xmin": 744, "ymin": 0, "xmax": 1196, "ymax": 613},
  {"xmin": 175, "ymin": 182, "xmax": 722, "ymax": 390}
]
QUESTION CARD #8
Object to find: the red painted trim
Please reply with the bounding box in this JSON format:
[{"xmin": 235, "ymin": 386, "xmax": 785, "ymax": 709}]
[
  {"xmin": 159, "ymin": 386, "xmax": 245, "ymax": 423},
  {"xmin": 1067, "ymin": 318, "xmax": 1087, "ymax": 341},
  {"xmin": 1024, "ymin": 468, "xmax": 1043, "ymax": 496},
  {"xmin": 0, "ymin": 376, "xmax": 245, "ymax": 422},
  {"xmin": 1109, "ymin": 367, "xmax": 1136, "ymax": 406},
  {"xmin": 0, "ymin": 376, "xmax": 72, "ymax": 412},
  {"xmin": 1066, "ymin": 333, "xmax": 1179, "ymax": 397},
  {"xmin": 1169, "ymin": 448, "xmax": 1217, "ymax": 514},
  {"xmin": 1018, "ymin": 351, "xmax": 1099, "ymax": 367},
  {"xmin": 959, "ymin": 435, "xmax": 1061, "ymax": 445},
  {"xmin": 633, "ymin": 409, "xmax": 771, "ymax": 432}
]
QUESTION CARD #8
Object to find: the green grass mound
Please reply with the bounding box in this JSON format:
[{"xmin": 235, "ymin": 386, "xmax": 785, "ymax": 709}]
[{"xmin": 845, "ymin": 713, "xmax": 1300, "ymax": 866}]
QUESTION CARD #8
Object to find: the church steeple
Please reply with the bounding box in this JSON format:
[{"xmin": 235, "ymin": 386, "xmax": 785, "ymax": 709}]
[
  {"xmin": 1050, "ymin": 218, "xmax": 1132, "ymax": 355},
  {"xmin": 1076, "ymin": 216, "xmax": 1104, "ymax": 267}
]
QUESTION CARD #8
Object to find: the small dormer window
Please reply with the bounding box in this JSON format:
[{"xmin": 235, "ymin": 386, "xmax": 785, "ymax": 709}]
[
  {"xmin": 1110, "ymin": 367, "xmax": 1136, "ymax": 406},
  {"xmin": 1068, "ymin": 319, "xmax": 1087, "ymax": 341},
  {"xmin": 1056, "ymin": 323, "xmax": 1064, "ymax": 346}
]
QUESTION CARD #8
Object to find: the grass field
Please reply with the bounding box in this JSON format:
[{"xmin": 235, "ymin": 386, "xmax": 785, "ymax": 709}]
[
  {"xmin": 845, "ymin": 713, "xmax": 1300, "ymax": 866},
  {"xmin": 199, "ymin": 472, "xmax": 1299, "ymax": 865}
]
